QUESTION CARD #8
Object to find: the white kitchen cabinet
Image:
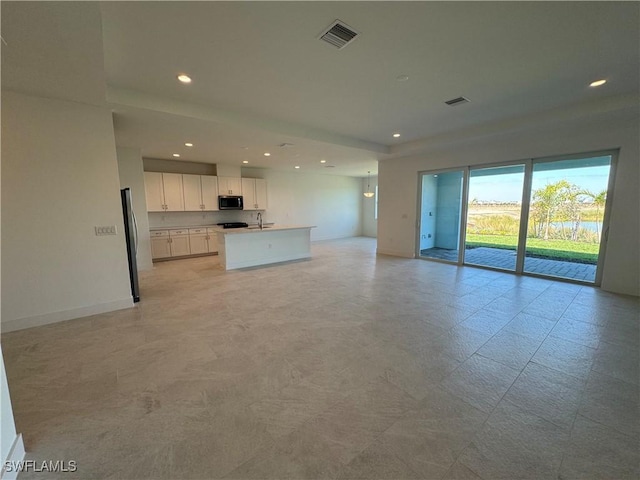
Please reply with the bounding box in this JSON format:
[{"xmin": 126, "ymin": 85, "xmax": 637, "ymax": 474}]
[
  {"xmin": 193, "ymin": 228, "xmax": 219, "ymax": 254},
  {"xmin": 189, "ymin": 233, "xmax": 209, "ymax": 254},
  {"xmin": 144, "ymin": 172, "xmax": 166, "ymax": 212},
  {"xmin": 200, "ymin": 175, "xmax": 219, "ymax": 210},
  {"xmin": 152, "ymin": 228, "xmax": 219, "ymax": 260},
  {"xmin": 254, "ymin": 179, "xmax": 267, "ymax": 210},
  {"xmin": 241, "ymin": 178, "xmax": 267, "ymax": 210},
  {"xmin": 218, "ymin": 176, "xmax": 243, "ymax": 196},
  {"xmin": 163, "ymin": 174, "xmax": 185, "ymax": 211},
  {"xmin": 169, "ymin": 229, "xmax": 191, "ymax": 256},
  {"xmin": 183, "ymin": 174, "xmax": 203, "ymax": 211},
  {"xmin": 150, "ymin": 230, "xmax": 172, "ymax": 259},
  {"xmin": 144, "ymin": 172, "xmax": 185, "ymax": 212},
  {"xmin": 188, "ymin": 228, "xmax": 210, "ymax": 254},
  {"xmin": 183, "ymin": 175, "xmax": 219, "ymax": 211}
]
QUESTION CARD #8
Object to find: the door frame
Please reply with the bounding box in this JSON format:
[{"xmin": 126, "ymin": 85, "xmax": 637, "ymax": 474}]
[{"xmin": 415, "ymin": 167, "xmax": 467, "ymax": 264}]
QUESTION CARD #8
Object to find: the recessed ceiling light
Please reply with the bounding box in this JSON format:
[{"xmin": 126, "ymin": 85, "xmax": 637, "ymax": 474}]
[
  {"xmin": 393, "ymin": 133, "xmax": 401, "ymax": 138},
  {"xmin": 589, "ymin": 79, "xmax": 607, "ymax": 87},
  {"xmin": 177, "ymin": 74, "xmax": 192, "ymax": 84},
  {"xmin": 294, "ymin": 166, "xmax": 300, "ymax": 169},
  {"xmin": 184, "ymin": 142, "xmax": 193, "ymax": 147},
  {"xmin": 320, "ymin": 159, "xmax": 327, "ymax": 164},
  {"xmin": 396, "ymin": 75, "xmax": 409, "ymax": 82},
  {"xmin": 242, "ymin": 160, "xmax": 249, "ymax": 164},
  {"xmin": 172, "ymin": 153, "xmax": 180, "ymax": 157},
  {"xmin": 264, "ymin": 152, "xmax": 271, "ymax": 156}
]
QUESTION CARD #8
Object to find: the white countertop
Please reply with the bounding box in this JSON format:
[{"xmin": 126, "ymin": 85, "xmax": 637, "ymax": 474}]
[
  {"xmin": 218, "ymin": 225, "xmax": 316, "ymax": 235},
  {"xmin": 149, "ymin": 225, "xmax": 222, "ymax": 231}
]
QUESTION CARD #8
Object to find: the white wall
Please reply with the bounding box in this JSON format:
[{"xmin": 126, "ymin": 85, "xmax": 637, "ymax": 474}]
[
  {"xmin": 362, "ymin": 176, "xmax": 378, "ymax": 238},
  {"xmin": 1, "ymin": 91, "xmax": 134, "ymax": 331},
  {"xmin": 244, "ymin": 169, "xmax": 362, "ymax": 241},
  {"xmin": 1, "ymin": 146, "xmax": 25, "ymax": 479},
  {"xmin": 378, "ymin": 109, "xmax": 639, "ymax": 296},
  {"xmin": 117, "ymin": 147, "xmax": 153, "ymax": 271},
  {"xmin": 1, "ymin": 346, "xmax": 24, "ymax": 479}
]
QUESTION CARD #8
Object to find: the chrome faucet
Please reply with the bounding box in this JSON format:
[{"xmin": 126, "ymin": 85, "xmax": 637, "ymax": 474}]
[{"xmin": 257, "ymin": 212, "xmax": 263, "ymax": 230}]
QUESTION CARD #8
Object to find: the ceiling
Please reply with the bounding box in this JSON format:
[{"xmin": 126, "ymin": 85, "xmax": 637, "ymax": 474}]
[{"xmin": 2, "ymin": 2, "xmax": 639, "ymax": 176}]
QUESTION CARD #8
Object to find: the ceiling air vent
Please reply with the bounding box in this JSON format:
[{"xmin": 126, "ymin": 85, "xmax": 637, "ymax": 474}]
[
  {"xmin": 445, "ymin": 96, "xmax": 470, "ymax": 106},
  {"xmin": 319, "ymin": 20, "xmax": 358, "ymax": 49}
]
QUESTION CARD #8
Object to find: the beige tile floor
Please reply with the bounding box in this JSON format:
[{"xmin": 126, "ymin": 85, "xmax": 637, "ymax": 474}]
[{"xmin": 2, "ymin": 237, "xmax": 638, "ymax": 479}]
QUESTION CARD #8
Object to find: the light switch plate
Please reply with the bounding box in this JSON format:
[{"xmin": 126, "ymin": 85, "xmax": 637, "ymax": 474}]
[{"xmin": 95, "ymin": 225, "xmax": 117, "ymax": 236}]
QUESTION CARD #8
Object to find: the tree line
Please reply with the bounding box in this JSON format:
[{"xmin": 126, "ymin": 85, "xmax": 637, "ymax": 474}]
[{"xmin": 530, "ymin": 180, "xmax": 606, "ymax": 242}]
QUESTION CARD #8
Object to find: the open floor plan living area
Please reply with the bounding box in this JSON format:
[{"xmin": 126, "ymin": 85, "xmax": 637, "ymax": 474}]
[
  {"xmin": 1, "ymin": 2, "xmax": 638, "ymax": 480},
  {"xmin": 3, "ymin": 238, "xmax": 639, "ymax": 479}
]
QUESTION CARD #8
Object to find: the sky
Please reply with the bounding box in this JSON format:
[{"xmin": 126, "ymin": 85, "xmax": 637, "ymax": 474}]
[{"xmin": 468, "ymin": 165, "xmax": 611, "ymax": 203}]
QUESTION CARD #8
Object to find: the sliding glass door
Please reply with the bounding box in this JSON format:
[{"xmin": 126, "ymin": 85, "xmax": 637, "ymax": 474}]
[
  {"xmin": 417, "ymin": 150, "xmax": 616, "ymax": 285},
  {"xmin": 464, "ymin": 165, "xmax": 525, "ymax": 271},
  {"xmin": 523, "ymin": 155, "xmax": 613, "ymax": 283},
  {"xmin": 418, "ymin": 170, "xmax": 464, "ymax": 262}
]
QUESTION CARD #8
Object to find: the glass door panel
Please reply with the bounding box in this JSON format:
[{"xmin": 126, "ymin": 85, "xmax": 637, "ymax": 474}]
[
  {"xmin": 464, "ymin": 165, "xmax": 525, "ymax": 271},
  {"xmin": 524, "ymin": 155, "xmax": 612, "ymax": 283},
  {"xmin": 419, "ymin": 170, "xmax": 464, "ymax": 262}
]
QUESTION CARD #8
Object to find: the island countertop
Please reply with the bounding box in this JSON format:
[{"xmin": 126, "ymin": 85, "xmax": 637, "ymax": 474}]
[{"xmin": 218, "ymin": 225, "xmax": 315, "ymax": 235}]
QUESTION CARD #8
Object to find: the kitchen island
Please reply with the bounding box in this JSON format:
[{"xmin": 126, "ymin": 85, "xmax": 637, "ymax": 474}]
[{"xmin": 217, "ymin": 225, "xmax": 315, "ymax": 270}]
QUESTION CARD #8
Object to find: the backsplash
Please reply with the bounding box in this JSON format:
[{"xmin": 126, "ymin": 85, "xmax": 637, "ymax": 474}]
[{"xmin": 148, "ymin": 210, "xmax": 265, "ymax": 228}]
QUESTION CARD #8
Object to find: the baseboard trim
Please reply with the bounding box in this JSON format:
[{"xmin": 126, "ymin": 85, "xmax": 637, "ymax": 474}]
[
  {"xmin": 1, "ymin": 298, "xmax": 134, "ymax": 333},
  {"xmin": 1, "ymin": 434, "xmax": 25, "ymax": 480},
  {"xmin": 376, "ymin": 248, "xmax": 415, "ymax": 259}
]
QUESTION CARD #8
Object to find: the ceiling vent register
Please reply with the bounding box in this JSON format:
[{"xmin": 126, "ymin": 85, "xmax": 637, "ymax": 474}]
[
  {"xmin": 319, "ymin": 20, "xmax": 358, "ymax": 49},
  {"xmin": 445, "ymin": 96, "xmax": 470, "ymax": 106}
]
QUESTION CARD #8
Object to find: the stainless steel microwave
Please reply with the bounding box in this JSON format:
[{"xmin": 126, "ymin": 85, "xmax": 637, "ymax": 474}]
[{"xmin": 218, "ymin": 195, "xmax": 243, "ymax": 210}]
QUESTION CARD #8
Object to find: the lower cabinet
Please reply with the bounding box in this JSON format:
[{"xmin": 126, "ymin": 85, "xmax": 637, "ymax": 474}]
[
  {"xmin": 189, "ymin": 233, "xmax": 209, "ymax": 255},
  {"xmin": 151, "ymin": 228, "xmax": 220, "ymax": 260},
  {"xmin": 150, "ymin": 232, "xmax": 172, "ymax": 259},
  {"xmin": 169, "ymin": 229, "xmax": 191, "ymax": 257}
]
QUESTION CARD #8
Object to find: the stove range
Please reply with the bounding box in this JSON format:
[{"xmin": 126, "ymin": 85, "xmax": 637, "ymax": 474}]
[{"xmin": 218, "ymin": 222, "xmax": 249, "ymax": 229}]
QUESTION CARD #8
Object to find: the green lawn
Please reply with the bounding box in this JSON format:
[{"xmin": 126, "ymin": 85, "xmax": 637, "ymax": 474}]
[{"xmin": 465, "ymin": 234, "xmax": 599, "ymax": 264}]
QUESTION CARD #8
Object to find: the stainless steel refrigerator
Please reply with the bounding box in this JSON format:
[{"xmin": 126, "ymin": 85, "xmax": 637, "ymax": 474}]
[{"xmin": 121, "ymin": 188, "xmax": 140, "ymax": 302}]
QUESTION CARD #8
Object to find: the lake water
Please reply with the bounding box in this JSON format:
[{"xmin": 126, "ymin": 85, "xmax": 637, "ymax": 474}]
[{"xmin": 551, "ymin": 221, "xmax": 601, "ymax": 233}]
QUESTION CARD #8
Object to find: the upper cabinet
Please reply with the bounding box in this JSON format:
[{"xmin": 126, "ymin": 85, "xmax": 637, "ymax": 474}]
[
  {"xmin": 144, "ymin": 172, "xmax": 185, "ymax": 212},
  {"xmin": 145, "ymin": 172, "xmax": 265, "ymax": 213},
  {"xmin": 242, "ymin": 178, "xmax": 267, "ymax": 210},
  {"xmin": 200, "ymin": 176, "xmax": 219, "ymax": 210},
  {"xmin": 183, "ymin": 174, "xmax": 219, "ymax": 211},
  {"xmin": 218, "ymin": 176, "xmax": 242, "ymax": 196}
]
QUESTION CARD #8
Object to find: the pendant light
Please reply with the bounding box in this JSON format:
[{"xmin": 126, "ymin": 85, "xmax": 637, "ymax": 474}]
[{"xmin": 364, "ymin": 171, "xmax": 375, "ymax": 198}]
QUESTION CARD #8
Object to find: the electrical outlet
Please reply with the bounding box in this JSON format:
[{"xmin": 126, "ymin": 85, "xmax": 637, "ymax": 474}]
[{"xmin": 95, "ymin": 225, "xmax": 117, "ymax": 236}]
